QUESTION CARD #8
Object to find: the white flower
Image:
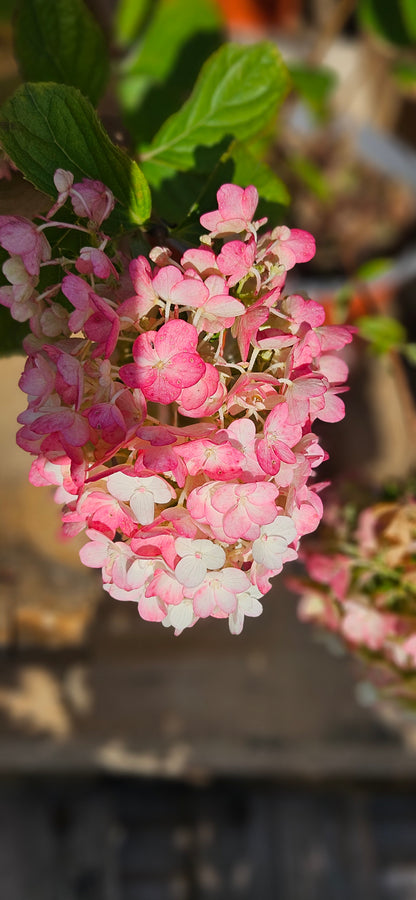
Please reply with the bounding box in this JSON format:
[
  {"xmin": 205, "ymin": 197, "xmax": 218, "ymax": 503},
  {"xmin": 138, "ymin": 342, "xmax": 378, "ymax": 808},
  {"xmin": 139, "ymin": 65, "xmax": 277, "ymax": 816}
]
[
  {"xmin": 107, "ymin": 472, "xmax": 174, "ymax": 525},
  {"xmin": 163, "ymin": 598, "xmax": 196, "ymax": 634},
  {"xmin": 174, "ymin": 537, "xmax": 226, "ymax": 588},
  {"xmin": 229, "ymin": 585, "xmax": 263, "ymax": 635},
  {"xmin": 252, "ymin": 516, "xmax": 297, "ymax": 569}
]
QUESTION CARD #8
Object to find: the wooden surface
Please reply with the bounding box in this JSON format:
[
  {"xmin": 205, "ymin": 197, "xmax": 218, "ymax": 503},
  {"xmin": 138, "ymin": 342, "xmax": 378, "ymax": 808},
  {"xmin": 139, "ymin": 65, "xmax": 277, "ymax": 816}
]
[
  {"xmin": 1, "ymin": 776, "xmax": 416, "ymax": 899},
  {"xmin": 0, "ymin": 577, "xmax": 412, "ymax": 778}
]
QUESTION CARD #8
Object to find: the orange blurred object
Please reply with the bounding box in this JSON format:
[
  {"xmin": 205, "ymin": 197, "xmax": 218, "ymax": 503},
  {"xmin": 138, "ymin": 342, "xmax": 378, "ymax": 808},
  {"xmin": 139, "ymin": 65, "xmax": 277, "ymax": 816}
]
[{"xmin": 216, "ymin": 0, "xmax": 302, "ymax": 29}]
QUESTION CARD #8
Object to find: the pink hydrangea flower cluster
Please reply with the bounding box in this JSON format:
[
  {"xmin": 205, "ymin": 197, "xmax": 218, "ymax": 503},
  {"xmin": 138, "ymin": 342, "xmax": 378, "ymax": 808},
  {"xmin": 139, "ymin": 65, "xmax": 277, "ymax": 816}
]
[
  {"xmin": 0, "ymin": 175, "xmax": 352, "ymax": 634},
  {"xmin": 291, "ymin": 493, "xmax": 416, "ymax": 690}
]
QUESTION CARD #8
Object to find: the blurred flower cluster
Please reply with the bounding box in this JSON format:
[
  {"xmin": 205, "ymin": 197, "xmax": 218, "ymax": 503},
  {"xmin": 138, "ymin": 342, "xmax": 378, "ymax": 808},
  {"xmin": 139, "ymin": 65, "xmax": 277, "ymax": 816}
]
[
  {"xmin": 0, "ymin": 174, "xmax": 352, "ymax": 634},
  {"xmin": 292, "ymin": 485, "xmax": 416, "ymax": 696}
]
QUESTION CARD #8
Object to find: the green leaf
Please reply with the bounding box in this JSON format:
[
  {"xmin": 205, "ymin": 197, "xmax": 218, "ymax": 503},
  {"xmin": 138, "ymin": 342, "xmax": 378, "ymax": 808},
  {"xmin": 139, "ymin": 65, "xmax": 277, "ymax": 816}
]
[
  {"xmin": 0, "ymin": 0, "xmax": 15, "ymax": 20},
  {"xmin": 288, "ymin": 62, "xmax": 337, "ymax": 119},
  {"xmin": 230, "ymin": 143, "xmax": 289, "ymax": 206},
  {"xmin": 0, "ymin": 306, "xmax": 28, "ymax": 355},
  {"xmin": 357, "ymin": 315, "xmax": 407, "ymax": 353},
  {"xmin": 290, "ymin": 155, "xmax": 331, "ymax": 202},
  {"xmin": 119, "ymin": 0, "xmax": 223, "ymax": 143},
  {"xmin": 393, "ymin": 59, "xmax": 416, "ymax": 90},
  {"xmin": 140, "ymin": 139, "xmax": 232, "ymax": 225},
  {"xmin": 139, "ymin": 41, "xmax": 288, "ymax": 222},
  {"xmin": 402, "ymin": 342, "xmax": 416, "ymax": 365},
  {"xmin": 114, "ymin": 0, "xmax": 152, "ymax": 46},
  {"xmin": 358, "ymin": 0, "xmax": 416, "ymax": 47},
  {"xmin": 140, "ymin": 42, "xmax": 289, "ymax": 171},
  {"xmin": 355, "ymin": 257, "xmax": 393, "ymax": 281},
  {"xmin": 0, "ymin": 83, "xmax": 151, "ymax": 228},
  {"xmin": 14, "ymin": 0, "xmax": 109, "ymax": 105}
]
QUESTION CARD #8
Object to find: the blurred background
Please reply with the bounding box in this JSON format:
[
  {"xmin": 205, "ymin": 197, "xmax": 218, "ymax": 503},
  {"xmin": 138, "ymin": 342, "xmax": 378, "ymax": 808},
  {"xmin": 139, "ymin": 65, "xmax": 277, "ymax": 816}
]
[{"xmin": 2, "ymin": 0, "xmax": 416, "ymax": 896}]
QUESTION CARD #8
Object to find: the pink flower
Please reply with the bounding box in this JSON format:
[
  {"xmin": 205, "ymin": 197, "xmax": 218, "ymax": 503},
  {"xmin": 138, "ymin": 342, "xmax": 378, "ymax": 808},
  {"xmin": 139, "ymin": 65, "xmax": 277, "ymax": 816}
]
[
  {"xmin": 61, "ymin": 274, "xmax": 96, "ymax": 331},
  {"xmin": 269, "ymin": 226, "xmax": 316, "ymax": 269},
  {"xmin": 76, "ymin": 247, "xmax": 117, "ymax": 279},
  {"xmin": 69, "ymin": 488, "xmax": 137, "ymax": 539},
  {"xmin": 217, "ymin": 237, "xmax": 256, "ymax": 287},
  {"xmin": 0, "ymin": 216, "xmax": 51, "ymax": 275},
  {"xmin": 181, "ymin": 247, "xmax": 220, "ymax": 277},
  {"xmin": 175, "ymin": 436, "xmax": 244, "ymax": 481},
  {"xmin": 256, "ymin": 403, "xmax": 303, "ymax": 474},
  {"xmin": 341, "ymin": 602, "xmax": 397, "ymax": 651},
  {"xmin": 282, "ymin": 294, "xmax": 325, "ymax": 328},
  {"xmin": 120, "ymin": 319, "xmax": 206, "ymax": 404},
  {"xmin": 177, "ymin": 365, "xmax": 226, "ymax": 418},
  {"xmin": 232, "ymin": 302, "xmax": 269, "ymax": 361},
  {"xmin": 118, "ymin": 257, "xmax": 161, "ymax": 325},
  {"xmin": 200, "ymin": 184, "xmax": 259, "ymax": 237},
  {"xmin": 177, "ymin": 362, "xmax": 219, "ymax": 413},
  {"xmin": 226, "ymin": 373, "xmax": 279, "ymax": 417},
  {"xmin": 226, "ymin": 418, "xmax": 265, "ymax": 482},
  {"xmin": 0, "ymin": 257, "xmax": 38, "ymax": 321},
  {"xmin": 306, "ymin": 553, "xmax": 350, "ymax": 601},
  {"xmin": 152, "ymin": 265, "xmax": 208, "ymax": 310},
  {"xmin": 282, "ymin": 373, "xmax": 327, "ymax": 425},
  {"xmin": 191, "ymin": 275, "xmax": 245, "ymax": 333},
  {"xmin": 209, "ymin": 482, "xmax": 279, "ymax": 541},
  {"xmin": 31, "ymin": 407, "xmax": 90, "ymax": 451},
  {"xmin": 70, "ymin": 178, "xmax": 115, "ymax": 225},
  {"xmin": 193, "ymin": 568, "xmax": 251, "ymax": 617},
  {"xmin": 310, "ymin": 386, "xmax": 348, "ymax": 423},
  {"xmin": 6, "ymin": 173, "xmax": 351, "ymax": 635},
  {"xmin": 146, "ymin": 569, "xmax": 184, "ymax": 606}
]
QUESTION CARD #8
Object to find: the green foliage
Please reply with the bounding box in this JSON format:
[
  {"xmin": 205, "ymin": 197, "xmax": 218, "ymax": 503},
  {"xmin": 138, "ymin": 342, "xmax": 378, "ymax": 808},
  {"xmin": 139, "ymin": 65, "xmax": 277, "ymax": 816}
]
[
  {"xmin": 14, "ymin": 0, "xmax": 109, "ymax": 105},
  {"xmin": 393, "ymin": 59, "xmax": 416, "ymax": 89},
  {"xmin": 114, "ymin": 0, "xmax": 151, "ymax": 46},
  {"xmin": 119, "ymin": 0, "xmax": 223, "ymax": 144},
  {"xmin": 359, "ymin": 0, "xmax": 416, "ymax": 47},
  {"xmin": 401, "ymin": 343, "xmax": 416, "ymax": 365},
  {"xmin": 139, "ymin": 42, "xmax": 289, "ymax": 224},
  {"xmin": 288, "ymin": 62, "xmax": 337, "ymax": 120},
  {"xmin": 355, "ymin": 257, "xmax": 393, "ymax": 281},
  {"xmin": 0, "ymin": 83, "xmax": 151, "ymax": 229},
  {"xmin": 290, "ymin": 155, "xmax": 331, "ymax": 202},
  {"xmin": 230, "ymin": 143, "xmax": 289, "ymax": 207},
  {"xmin": 0, "ymin": 306, "xmax": 28, "ymax": 355},
  {"xmin": 0, "ymin": 247, "xmax": 28, "ymax": 355},
  {"xmin": 357, "ymin": 314, "xmax": 407, "ymax": 353},
  {"xmin": 0, "ymin": 0, "xmax": 14, "ymax": 20}
]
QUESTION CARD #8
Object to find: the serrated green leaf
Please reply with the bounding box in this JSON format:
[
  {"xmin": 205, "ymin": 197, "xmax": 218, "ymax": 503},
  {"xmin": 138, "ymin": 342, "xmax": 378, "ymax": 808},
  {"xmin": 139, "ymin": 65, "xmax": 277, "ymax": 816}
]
[
  {"xmin": 358, "ymin": 0, "xmax": 416, "ymax": 47},
  {"xmin": 114, "ymin": 0, "xmax": 152, "ymax": 46},
  {"xmin": 358, "ymin": 315, "xmax": 407, "ymax": 353},
  {"xmin": 0, "ymin": 83, "xmax": 151, "ymax": 228},
  {"xmin": 14, "ymin": 0, "xmax": 109, "ymax": 105},
  {"xmin": 288, "ymin": 62, "xmax": 337, "ymax": 119},
  {"xmin": 119, "ymin": 0, "xmax": 223, "ymax": 143},
  {"xmin": 140, "ymin": 42, "xmax": 289, "ymax": 171}
]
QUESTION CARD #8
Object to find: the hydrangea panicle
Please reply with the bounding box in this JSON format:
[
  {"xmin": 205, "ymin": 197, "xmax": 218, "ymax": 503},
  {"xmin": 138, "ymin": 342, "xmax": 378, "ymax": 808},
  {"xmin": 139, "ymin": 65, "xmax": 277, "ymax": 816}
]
[{"xmin": 1, "ymin": 174, "xmax": 352, "ymax": 634}]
